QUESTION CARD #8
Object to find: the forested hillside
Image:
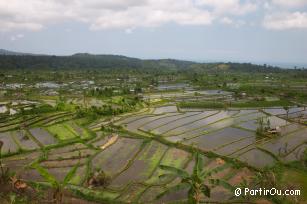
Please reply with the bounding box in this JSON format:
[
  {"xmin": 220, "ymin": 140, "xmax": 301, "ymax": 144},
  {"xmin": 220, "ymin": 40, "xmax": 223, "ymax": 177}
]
[{"xmin": 0, "ymin": 50, "xmax": 304, "ymax": 74}]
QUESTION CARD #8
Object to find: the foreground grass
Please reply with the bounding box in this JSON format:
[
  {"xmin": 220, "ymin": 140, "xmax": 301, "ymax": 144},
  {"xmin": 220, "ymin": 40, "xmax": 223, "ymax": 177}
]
[{"xmin": 281, "ymin": 168, "xmax": 307, "ymax": 200}]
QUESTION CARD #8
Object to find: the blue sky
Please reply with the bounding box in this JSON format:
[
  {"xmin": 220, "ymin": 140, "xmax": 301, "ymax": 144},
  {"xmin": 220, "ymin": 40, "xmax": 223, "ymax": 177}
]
[{"xmin": 0, "ymin": 0, "xmax": 307, "ymax": 67}]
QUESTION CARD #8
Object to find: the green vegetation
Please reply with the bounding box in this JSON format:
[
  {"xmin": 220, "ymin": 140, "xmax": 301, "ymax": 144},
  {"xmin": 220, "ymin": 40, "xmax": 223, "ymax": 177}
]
[
  {"xmin": 232, "ymin": 100, "xmax": 293, "ymax": 108},
  {"xmin": 31, "ymin": 162, "xmax": 79, "ymax": 204},
  {"xmin": 282, "ymin": 169, "xmax": 307, "ymax": 200},
  {"xmin": 179, "ymin": 99, "xmax": 292, "ymax": 109},
  {"xmin": 1, "ymin": 56, "xmax": 307, "ymax": 203},
  {"xmin": 256, "ymin": 117, "xmax": 270, "ymax": 138},
  {"xmin": 0, "ymin": 141, "xmax": 11, "ymax": 183},
  {"xmin": 179, "ymin": 101, "xmax": 226, "ymax": 109},
  {"xmin": 46, "ymin": 124, "xmax": 78, "ymax": 140},
  {"xmin": 303, "ymin": 148, "xmax": 307, "ymax": 167},
  {"xmin": 157, "ymin": 153, "xmax": 234, "ymax": 204}
]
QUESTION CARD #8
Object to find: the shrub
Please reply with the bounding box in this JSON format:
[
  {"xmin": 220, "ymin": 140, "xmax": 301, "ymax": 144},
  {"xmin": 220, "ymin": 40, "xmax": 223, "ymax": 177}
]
[{"xmin": 87, "ymin": 170, "xmax": 111, "ymax": 188}]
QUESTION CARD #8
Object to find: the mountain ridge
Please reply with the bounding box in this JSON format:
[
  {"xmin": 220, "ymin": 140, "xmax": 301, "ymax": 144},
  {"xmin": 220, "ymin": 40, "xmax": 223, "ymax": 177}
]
[{"xmin": 0, "ymin": 48, "xmax": 287, "ymax": 72}]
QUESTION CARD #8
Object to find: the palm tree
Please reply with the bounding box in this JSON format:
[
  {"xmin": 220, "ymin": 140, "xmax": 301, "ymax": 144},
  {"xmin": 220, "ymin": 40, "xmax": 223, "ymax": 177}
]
[
  {"xmin": 31, "ymin": 162, "xmax": 79, "ymax": 204},
  {"xmin": 156, "ymin": 153, "xmax": 234, "ymax": 204}
]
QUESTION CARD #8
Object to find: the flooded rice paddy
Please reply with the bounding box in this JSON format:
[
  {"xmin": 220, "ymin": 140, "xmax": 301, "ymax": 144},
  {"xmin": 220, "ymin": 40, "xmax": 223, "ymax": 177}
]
[
  {"xmin": 0, "ymin": 106, "xmax": 306, "ymax": 203},
  {"xmin": 117, "ymin": 106, "xmax": 307, "ymax": 169}
]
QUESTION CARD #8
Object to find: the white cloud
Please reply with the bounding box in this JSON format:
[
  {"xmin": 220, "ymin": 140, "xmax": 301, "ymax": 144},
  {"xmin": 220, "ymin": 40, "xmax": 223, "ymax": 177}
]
[
  {"xmin": 3, "ymin": 0, "xmax": 306, "ymax": 32},
  {"xmin": 0, "ymin": 0, "xmax": 259, "ymax": 32},
  {"xmin": 220, "ymin": 17, "xmax": 234, "ymax": 25},
  {"xmin": 271, "ymin": 0, "xmax": 307, "ymax": 8},
  {"xmin": 195, "ymin": 0, "xmax": 258, "ymax": 15},
  {"xmin": 10, "ymin": 33, "xmax": 24, "ymax": 41},
  {"xmin": 220, "ymin": 17, "xmax": 246, "ymax": 27},
  {"xmin": 0, "ymin": 20, "xmax": 43, "ymax": 32},
  {"xmin": 263, "ymin": 12, "xmax": 307, "ymax": 30}
]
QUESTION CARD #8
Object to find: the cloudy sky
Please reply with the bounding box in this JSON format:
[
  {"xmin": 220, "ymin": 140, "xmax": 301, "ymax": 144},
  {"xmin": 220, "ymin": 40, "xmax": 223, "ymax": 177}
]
[{"xmin": 0, "ymin": 0, "xmax": 307, "ymax": 65}]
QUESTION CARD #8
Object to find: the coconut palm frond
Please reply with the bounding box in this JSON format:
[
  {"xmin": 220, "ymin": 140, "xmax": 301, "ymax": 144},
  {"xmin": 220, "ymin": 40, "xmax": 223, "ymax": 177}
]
[
  {"xmin": 31, "ymin": 163, "xmax": 58, "ymax": 188},
  {"xmin": 156, "ymin": 183, "xmax": 190, "ymax": 200},
  {"xmin": 63, "ymin": 162, "xmax": 79, "ymax": 186},
  {"xmin": 159, "ymin": 165, "xmax": 189, "ymax": 179},
  {"xmin": 200, "ymin": 184, "xmax": 211, "ymax": 198},
  {"xmin": 193, "ymin": 153, "xmax": 204, "ymax": 176},
  {"xmin": 159, "ymin": 173, "xmax": 180, "ymax": 180},
  {"xmin": 201, "ymin": 164, "xmax": 229, "ymax": 179},
  {"xmin": 209, "ymin": 178, "xmax": 235, "ymax": 191}
]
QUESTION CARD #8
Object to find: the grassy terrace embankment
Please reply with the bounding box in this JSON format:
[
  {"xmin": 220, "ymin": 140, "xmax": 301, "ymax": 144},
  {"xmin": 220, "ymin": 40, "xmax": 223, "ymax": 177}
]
[{"xmin": 178, "ymin": 100, "xmax": 293, "ymax": 109}]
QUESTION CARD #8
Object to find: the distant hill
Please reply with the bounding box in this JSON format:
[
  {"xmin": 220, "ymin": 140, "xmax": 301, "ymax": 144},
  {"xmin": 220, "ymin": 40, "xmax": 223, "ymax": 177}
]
[
  {"xmin": 0, "ymin": 49, "xmax": 197, "ymax": 71},
  {"xmin": 0, "ymin": 49, "xmax": 287, "ymax": 73}
]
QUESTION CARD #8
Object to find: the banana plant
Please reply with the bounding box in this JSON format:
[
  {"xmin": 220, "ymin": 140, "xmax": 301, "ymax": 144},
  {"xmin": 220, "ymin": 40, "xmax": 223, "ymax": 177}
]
[
  {"xmin": 31, "ymin": 162, "xmax": 79, "ymax": 204},
  {"xmin": 157, "ymin": 153, "xmax": 234, "ymax": 204}
]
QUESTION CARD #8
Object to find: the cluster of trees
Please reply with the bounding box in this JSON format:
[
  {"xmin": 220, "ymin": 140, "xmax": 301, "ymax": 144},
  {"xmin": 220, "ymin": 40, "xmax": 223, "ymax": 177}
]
[
  {"xmin": 87, "ymin": 86, "xmax": 142, "ymax": 97},
  {"xmin": 75, "ymin": 105, "xmax": 119, "ymax": 118},
  {"xmin": 0, "ymin": 104, "xmax": 57, "ymax": 119},
  {"xmin": 88, "ymin": 87, "xmax": 118, "ymax": 97},
  {"xmin": 24, "ymin": 104, "xmax": 55, "ymax": 114},
  {"xmin": 256, "ymin": 117, "xmax": 271, "ymax": 138},
  {"xmin": 75, "ymin": 96, "xmax": 142, "ymax": 119}
]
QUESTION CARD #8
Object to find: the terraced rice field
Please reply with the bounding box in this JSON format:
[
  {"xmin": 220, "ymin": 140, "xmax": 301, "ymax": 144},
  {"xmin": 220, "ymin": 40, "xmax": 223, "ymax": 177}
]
[
  {"xmin": 0, "ymin": 106, "xmax": 306, "ymax": 203},
  {"xmin": 117, "ymin": 106, "xmax": 307, "ymax": 169},
  {"xmin": 0, "ymin": 132, "xmax": 19, "ymax": 154},
  {"xmin": 29, "ymin": 128, "xmax": 58, "ymax": 145}
]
